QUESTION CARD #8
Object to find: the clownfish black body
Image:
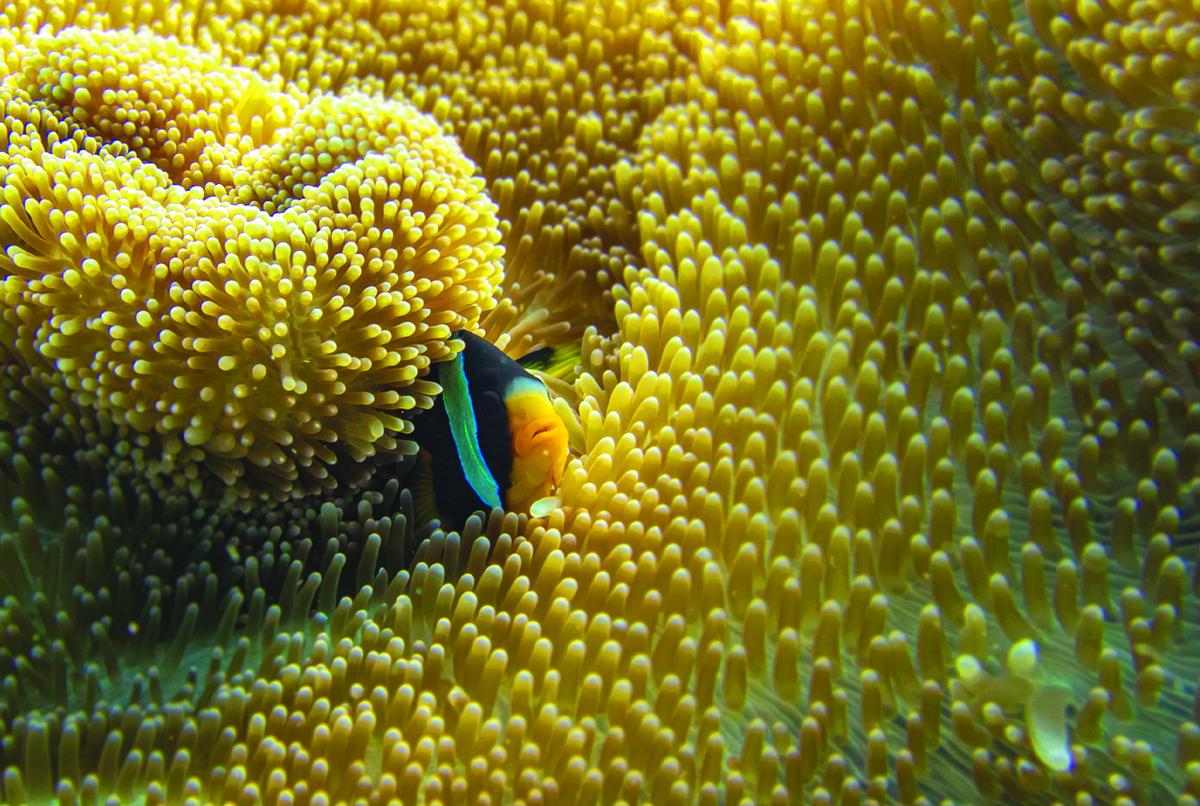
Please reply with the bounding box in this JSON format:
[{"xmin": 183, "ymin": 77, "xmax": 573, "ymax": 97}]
[{"xmin": 409, "ymin": 330, "xmax": 574, "ymax": 528}]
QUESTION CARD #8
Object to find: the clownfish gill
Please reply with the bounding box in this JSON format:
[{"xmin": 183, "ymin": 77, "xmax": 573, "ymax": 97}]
[{"xmin": 406, "ymin": 330, "xmax": 576, "ymax": 529}]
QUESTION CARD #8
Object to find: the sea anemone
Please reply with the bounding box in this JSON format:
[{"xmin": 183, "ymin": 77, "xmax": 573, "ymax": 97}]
[
  {"xmin": 0, "ymin": 26, "xmax": 504, "ymax": 501},
  {"xmin": 1, "ymin": 0, "xmax": 1199, "ymax": 803}
]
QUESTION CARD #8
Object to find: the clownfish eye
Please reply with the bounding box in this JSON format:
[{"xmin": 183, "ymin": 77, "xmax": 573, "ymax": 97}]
[{"xmin": 477, "ymin": 390, "xmax": 505, "ymax": 423}]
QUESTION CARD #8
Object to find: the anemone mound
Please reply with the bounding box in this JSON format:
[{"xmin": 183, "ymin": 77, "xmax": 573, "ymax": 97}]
[{"xmin": 0, "ymin": 27, "xmax": 505, "ymax": 501}]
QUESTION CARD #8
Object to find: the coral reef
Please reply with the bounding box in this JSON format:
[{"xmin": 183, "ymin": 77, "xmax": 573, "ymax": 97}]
[{"xmin": 1, "ymin": 0, "xmax": 1199, "ymax": 803}]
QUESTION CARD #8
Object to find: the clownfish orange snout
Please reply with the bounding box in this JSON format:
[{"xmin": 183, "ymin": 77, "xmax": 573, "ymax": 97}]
[
  {"xmin": 511, "ymin": 412, "xmax": 566, "ymax": 482},
  {"xmin": 505, "ymin": 389, "xmax": 570, "ymax": 513},
  {"xmin": 515, "ymin": 415, "xmax": 565, "ymax": 455}
]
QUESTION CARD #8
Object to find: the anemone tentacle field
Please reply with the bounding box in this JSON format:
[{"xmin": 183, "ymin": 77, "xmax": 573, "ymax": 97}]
[{"xmin": 1, "ymin": 0, "xmax": 1199, "ymax": 803}]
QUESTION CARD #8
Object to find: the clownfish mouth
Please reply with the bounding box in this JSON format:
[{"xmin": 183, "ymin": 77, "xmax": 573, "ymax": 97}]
[
  {"xmin": 531, "ymin": 422, "xmax": 557, "ymax": 440},
  {"xmin": 514, "ymin": 416, "xmax": 567, "ymax": 459}
]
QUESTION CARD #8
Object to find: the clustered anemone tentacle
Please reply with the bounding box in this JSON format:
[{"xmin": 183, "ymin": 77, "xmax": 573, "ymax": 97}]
[
  {"xmin": 0, "ymin": 27, "xmax": 505, "ymax": 502},
  {"xmin": 1, "ymin": 0, "xmax": 1199, "ymax": 804}
]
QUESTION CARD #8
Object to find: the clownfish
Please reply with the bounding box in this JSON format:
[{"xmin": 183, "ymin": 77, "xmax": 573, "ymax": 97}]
[{"xmin": 409, "ymin": 330, "xmax": 576, "ymax": 528}]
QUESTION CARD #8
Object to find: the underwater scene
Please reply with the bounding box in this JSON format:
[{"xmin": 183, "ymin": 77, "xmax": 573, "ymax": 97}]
[{"xmin": 1, "ymin": 0, "xmax": 1199, "ymax": 803}]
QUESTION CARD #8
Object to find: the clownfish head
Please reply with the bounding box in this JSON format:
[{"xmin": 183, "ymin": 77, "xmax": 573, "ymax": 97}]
[{"xmin": 503, "ymin": 378, "xmax": 569, "ymax": 514}]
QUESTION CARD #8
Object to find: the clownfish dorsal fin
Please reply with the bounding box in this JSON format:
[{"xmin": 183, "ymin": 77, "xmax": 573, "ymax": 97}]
[
  {"xmin": 517, "ymin": 340, "xmax": 581, "ymax": 381},
  {"xmin": 440, "ymin": 349, "xmax": 503, "ymax": 510}
]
